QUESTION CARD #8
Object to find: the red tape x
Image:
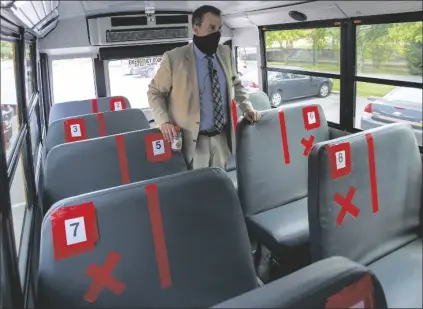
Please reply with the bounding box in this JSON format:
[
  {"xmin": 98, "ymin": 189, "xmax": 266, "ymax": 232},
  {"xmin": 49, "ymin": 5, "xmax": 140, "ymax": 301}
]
[
  {"xmin": 334, "ymin": 186, "xmax": 360, "ymax": 226},
  {"xmin": 84, "ymin": 251, "xmax": 126, "ymax": 303},
  {"xmin": 301, "ymin": 135, "xmax": 315, "ymax": 156}
]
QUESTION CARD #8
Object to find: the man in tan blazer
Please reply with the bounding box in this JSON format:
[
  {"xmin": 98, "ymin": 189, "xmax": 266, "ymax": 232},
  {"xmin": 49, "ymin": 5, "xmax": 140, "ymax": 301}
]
[{"xmin": 147, "ymin": 5, "xmax": 260, "ymax": 169}]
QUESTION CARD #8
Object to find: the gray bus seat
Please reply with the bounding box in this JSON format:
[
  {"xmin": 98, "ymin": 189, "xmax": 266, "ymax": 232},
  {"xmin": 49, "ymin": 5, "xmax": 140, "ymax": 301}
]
[
  {"xmin": 46, "ymin": 109, "xmax": 149, "ymax": 155},
  {"xmin": 214, "ymin": 256, "xmax": 387, "ymax": 308},
  {"xmin": 43, "ymin": 128, "xmax": 187, "ymax": 214},
  {"xmin": 49, "ymin": 96, "xmax": 131, "ymax": 126},
  {"xmin": 227, "ymin": 91, "xmax": 272, "ymax": 187},
  {"xmin": 308, "ymin": 123, "xmax": 422, "ymax": 308},
  {"xmin": 38, "ymin": 168, "xmax": 387, "ymax": 308},
  {"xmin": 38, "ymin": 168, "xmax": 258, "ymax": 307},
  {"xmin": 236, "ymin": 103, "xmax": 329, "ymax": 262}
]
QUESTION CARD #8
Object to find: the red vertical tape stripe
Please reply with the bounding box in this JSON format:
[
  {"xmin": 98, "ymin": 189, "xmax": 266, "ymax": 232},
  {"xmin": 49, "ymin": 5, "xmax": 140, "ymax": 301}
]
[
  {"xmin": 92, "ymin": 99, "xmax": 98, "ymax": 113},
  {"xmin": 365, "ymin": 133, "xmax": 379, "ymax": 214},
  {"xmin": 115, "ymin": 135, "xmax": 130, "ymax": 185},
  {"xmin": 145, "ymin": 184, "xmax": 172, "ymax": 289},
  {"xmin": 97, "ymin": 113, "xmax": 106, "ymax": 137},
  {"xmin": 231, "ymin": 100, "xmax": 238, "ymax": 134},
  {"xmin": 278, "ymin": 110, "xmax": 291, "ymax": 164}
]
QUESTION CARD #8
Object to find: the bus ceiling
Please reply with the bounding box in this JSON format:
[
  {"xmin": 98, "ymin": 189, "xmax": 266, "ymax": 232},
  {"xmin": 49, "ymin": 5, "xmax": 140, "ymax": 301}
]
[{"xmin": 1, "ymin": 0, "xmax": 421, "ymax": 55}]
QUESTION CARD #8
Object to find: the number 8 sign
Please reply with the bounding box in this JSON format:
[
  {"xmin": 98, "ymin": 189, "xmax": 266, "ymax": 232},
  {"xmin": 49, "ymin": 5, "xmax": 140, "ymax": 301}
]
[
  {"xmin": 326, "ymin": 142, "xmax": 352, "ymax": 179},
  {"xmin": 51, "ymin": 202, "xmax": 99, "ymax": 260}
]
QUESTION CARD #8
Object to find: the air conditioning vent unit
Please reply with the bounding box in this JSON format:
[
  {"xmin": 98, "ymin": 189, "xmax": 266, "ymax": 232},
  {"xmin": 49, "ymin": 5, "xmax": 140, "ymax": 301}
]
[{"xmin": 87, "ymin": 13, "xmax": 192, "ymax": 46}]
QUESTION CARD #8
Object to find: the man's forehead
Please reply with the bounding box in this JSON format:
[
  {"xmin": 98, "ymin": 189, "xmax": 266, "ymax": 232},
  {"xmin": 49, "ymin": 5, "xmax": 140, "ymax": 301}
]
[{"xmin": 203, "ymin": 12, "xmax": 222, "ymax": 26}]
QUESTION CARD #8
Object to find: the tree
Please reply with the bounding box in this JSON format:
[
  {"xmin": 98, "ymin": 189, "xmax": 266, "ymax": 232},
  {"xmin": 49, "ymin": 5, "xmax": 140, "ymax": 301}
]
[{"xmin": 0, "ymin": 41, "xmax": 14, "ymax": 60}]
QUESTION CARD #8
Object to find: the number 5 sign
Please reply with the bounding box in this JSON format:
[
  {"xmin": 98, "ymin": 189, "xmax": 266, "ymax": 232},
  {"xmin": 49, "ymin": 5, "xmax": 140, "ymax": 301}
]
[
  {"xmin": 51, "ymin": 202, "xmax": 99, "ymax": 260},
  {"xmin": 144, "ymin": 133, "xmax": 172, "ymax": 162}
]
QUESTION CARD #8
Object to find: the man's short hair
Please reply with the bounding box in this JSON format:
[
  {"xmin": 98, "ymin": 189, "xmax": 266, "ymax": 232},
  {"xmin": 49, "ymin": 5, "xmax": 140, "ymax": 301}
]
[{"xmin": 192, "ymin": 5, "xmax": 221, "ymax": 27}]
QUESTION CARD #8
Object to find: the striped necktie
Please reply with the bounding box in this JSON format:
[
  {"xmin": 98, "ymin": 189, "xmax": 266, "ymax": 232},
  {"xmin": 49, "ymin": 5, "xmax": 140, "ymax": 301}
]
[{"xmin": 206, "ymin": 56, "xmax": 225, "ymax": 132}]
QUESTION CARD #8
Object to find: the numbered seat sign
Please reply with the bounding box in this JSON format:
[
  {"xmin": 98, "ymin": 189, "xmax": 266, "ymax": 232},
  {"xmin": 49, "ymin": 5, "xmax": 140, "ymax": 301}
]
[
  {"xmin": 144, "ymin": 133, "xmax": 172, "ymax": 162},
  {"xmin": 64, "ymin": 118, "xmax": 87, "ymax": 142},
  {"xmin": 302, "ymin": 105, "xmax": 321, "ymax": 130},
  {"xmin": 326, "ymin": 141, "xmax": 352, "ymax": 179},
  {"xmin": 110, "ymin": 97, "xmax": 126, "ymax": 111},
  {"xmin": 51, "ymin": 202, "xmax": 99, "ymax": 260}
]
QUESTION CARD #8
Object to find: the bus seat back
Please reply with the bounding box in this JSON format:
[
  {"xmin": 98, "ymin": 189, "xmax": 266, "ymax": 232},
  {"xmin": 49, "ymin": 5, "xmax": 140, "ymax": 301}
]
[
  {"xmin": 46, "ymin": 109, "xmax": 149, "ymax": 155},
  {"xmin": 43, "ymin": 128, "xmax": 187, "ymax": 214},
  {"xmin": 237, "ymin": 103, "xmax": 329, "ymax": 216},
  {"xmin": 38, "ymin": 168, "xmax": 257, "ymax": 308},
  {"xmin": 49, "ymin": 96, "xmax": 131, "ymax": 125},
  {"xmin": 308, "ymin": 123, "xmax": 422, "ymax": 265}
]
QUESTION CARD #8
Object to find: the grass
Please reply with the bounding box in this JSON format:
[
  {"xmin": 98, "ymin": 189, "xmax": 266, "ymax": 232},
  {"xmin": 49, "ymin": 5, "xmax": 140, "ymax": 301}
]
[{"xmin": 330, "ymin": 78, "xmax": 394, "ymax": 98}]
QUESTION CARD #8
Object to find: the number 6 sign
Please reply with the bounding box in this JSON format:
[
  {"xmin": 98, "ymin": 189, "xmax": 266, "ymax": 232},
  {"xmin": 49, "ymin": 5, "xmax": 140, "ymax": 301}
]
[
  {"xmin": 51, "ymin": 202, "xmax": 99, "ymax": 260},
  {"xmin": 302, "ymin": 105, "xmax": 321, "ymax": 130}
]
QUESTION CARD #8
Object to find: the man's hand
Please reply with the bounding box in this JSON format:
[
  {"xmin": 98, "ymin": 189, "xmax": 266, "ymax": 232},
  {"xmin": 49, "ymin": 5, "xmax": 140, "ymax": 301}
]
[
  {"xmin": 160, "ymin": 122, "xmax": 177, "ymax": 142},
  {"xmin": 244, "ymin": 109, "xmax": 261, "ymax": 124}
]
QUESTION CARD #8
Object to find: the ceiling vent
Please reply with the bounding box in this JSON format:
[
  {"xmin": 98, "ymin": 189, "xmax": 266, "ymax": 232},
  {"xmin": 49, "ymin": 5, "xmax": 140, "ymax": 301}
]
[{"xmin": 87, "ymin": 13, "xmax": 192, "ymax": 46}]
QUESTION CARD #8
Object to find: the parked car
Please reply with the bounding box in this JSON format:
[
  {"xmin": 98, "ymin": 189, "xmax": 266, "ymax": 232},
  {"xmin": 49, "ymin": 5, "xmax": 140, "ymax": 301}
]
[
  {"xmin": 361, "ymin": 86, "xmax": 422, "ymax": 145},
  {"xmin": 121, "ymin": 56, "xmax": 162, "ymax": 77},
  {"xmin": 267, "ymin": 71, "xmax": 332, "ymax": 107},
  {"xmin": 239, "ymin": 70, "xmax": 260, "ymax": 93},
  {"xmin": 2, "ymin": 108, "xmax": 13, "ymax": 148},
  {"xmin": 1, "ymin": 103, "xmax": 16, "ymax": 117}
]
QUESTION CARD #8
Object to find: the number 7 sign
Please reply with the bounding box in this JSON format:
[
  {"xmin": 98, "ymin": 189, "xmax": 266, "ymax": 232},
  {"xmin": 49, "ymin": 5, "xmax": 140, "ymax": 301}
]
[{"xmin": 51, "ymin": 202, "xmax": 99, "ymax": 260}]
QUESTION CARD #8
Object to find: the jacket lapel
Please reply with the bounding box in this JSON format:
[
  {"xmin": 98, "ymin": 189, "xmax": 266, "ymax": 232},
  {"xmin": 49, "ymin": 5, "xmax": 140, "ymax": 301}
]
[{"xmin": 185, "ymin": 43, "xmax": 200, "ymax": 112}]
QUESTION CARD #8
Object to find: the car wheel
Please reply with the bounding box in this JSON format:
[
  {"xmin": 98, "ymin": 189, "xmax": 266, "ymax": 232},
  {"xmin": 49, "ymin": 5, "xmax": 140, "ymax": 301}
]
[
  {"xmin": 270, "ymin": 92, "xmax": 283, "ymax": 107},
  {"xmin": 318, "ymin": 82, "xmax": 330, "ymax": 98}
]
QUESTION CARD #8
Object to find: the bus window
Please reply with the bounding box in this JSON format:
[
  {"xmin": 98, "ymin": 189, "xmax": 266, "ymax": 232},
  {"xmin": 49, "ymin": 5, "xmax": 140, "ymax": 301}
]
[
  {"xmin": 25, "ymin": 43, "xmax": 36, "ymax": 105},
  {"xmin": 265, "ymin": 28, "xmax": 340, "ymax": 74},
  {"xmin": 237, "ymin": 46, "xmax": 260, "ymax": 93},
  {"xmin": 264, "ymin": 27, "xmax": 341, "ymax": 124},
  {"xmin": 354, "ymin": 21, "xmax": 422, "ymax": 145},
  {"xmin": 52, "ymin": 58, "xmax": 96, "ymax": 104},
  {"xmin": 9, "ymin": 154, "xmax": 28, "ymax": 255},
  {"xmin": 1, "ymin": 41, "xmax": 20, "ymax": 163},
  {"xmin": 108, "ymin": 56, "xmax": 162, "ymax": 110},
  {"xmin": 356, "ymin": 21, "xmax": 422, "ymax": 83}
]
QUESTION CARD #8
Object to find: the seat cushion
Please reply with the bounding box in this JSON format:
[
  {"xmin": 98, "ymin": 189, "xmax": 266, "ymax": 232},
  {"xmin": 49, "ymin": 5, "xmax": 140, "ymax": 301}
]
[
  {"xmin": 246, "ymin": 198, "xmax": 309, "ymax": 253},
  {"xmin": 368, "ymin": 238, "xmax": 422, "ymax": 308},
  {"xmin": 227, "ymin": 170, "xmax": 237, "ymax": 190}
]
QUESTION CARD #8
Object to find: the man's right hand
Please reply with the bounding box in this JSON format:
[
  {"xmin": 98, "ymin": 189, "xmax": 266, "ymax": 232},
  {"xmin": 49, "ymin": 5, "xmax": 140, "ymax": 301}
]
[{"xmin": 160, "ymin": 122, "xmax": 177, "ymax": 142}]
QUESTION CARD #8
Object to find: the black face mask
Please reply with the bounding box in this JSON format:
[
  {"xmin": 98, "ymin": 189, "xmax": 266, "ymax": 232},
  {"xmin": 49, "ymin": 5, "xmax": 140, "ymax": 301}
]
[{"xmin": 193, "ymin": 31, "xmax": 221, "ymax": 56}]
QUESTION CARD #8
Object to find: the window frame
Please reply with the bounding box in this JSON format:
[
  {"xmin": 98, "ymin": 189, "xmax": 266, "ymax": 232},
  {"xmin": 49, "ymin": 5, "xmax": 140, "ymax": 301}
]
[{"xmin": 259, "ymin": 11, "xmax": 423, "ymax": 147}]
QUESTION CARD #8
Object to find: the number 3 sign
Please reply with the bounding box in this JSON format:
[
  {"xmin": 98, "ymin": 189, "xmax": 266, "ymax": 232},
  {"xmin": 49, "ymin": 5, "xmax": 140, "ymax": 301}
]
[
  {"xmin": 144, "ymin": 133, "xmax": 172, "ymax": 162},
  {"xmin": 64, "ymin": 118, "xmax": 88, "ymax": 142},
  {"xmin": 51, "ymin": 202, "xmax": 99, "ymax": 260}
]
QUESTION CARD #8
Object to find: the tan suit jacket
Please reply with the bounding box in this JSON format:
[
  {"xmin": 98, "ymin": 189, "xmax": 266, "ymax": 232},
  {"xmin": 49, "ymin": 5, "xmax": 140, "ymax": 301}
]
[{"xmin": 147, "ymin": 42, "xmax": 253, "ymax": 165}]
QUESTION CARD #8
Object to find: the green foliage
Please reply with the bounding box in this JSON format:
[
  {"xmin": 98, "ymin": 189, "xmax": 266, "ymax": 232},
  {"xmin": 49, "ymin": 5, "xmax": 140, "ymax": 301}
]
[
  {"xmin": 1, "ymin": 41, "xmax": 14, "ymax": 60},
  {"xmin": 266, "ymin": 21, "xmax": 422, "ymax": 75}
]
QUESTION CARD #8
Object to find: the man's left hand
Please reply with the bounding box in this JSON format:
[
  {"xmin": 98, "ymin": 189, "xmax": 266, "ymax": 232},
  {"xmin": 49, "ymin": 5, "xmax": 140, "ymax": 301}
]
[{"xmin": 244, "ymin": 109, "xmax": 261, "ymax": 123}]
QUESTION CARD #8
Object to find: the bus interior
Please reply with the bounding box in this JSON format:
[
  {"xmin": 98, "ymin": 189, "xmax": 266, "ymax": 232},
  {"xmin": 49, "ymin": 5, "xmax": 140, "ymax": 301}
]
[{"xmin": 0, "ymin": 0, "xmax": 422, "ymax": 308}]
